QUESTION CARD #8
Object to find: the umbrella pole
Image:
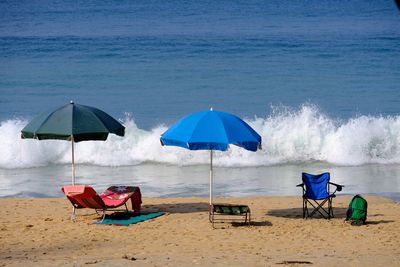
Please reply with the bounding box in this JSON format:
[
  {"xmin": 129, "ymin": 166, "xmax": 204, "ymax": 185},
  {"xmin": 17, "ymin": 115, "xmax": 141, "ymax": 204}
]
[
  {"xmin": 71, "ymin": 136, "xmax": 75, "ymax": 185},
  {"xmin": 209, "ymin": 150, "xmax": 213, "ymax": 205}
]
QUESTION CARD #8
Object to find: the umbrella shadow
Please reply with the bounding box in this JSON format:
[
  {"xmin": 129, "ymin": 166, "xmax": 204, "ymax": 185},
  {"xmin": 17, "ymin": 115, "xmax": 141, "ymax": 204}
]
[
  {"xmin": 365, "ymin": 220, "xmax": 395, "ymax": 225},
  {"xmin": 232, "ymin": 221, "xmax": 273, "ymax": 227},
  {"xmin": 363, "ymin": 213, "xmax": 395, "ymax": 224},
  {"xmin": 267, "ymin": 207, "xmax": 348, "ymax": 219},
  {"xmin": 212, "ymin": 220, "xmax": 272, "ymax": 229},
  {"xmin": 140, "ymin": 202, "xmax": 210, "ymax": 214}
]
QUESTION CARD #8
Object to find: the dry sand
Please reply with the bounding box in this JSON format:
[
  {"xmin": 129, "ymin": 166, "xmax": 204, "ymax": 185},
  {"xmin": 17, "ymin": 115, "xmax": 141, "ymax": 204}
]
[{"xmin": 0, "ymin": 195, "xmax": 399, "ymax": 266}]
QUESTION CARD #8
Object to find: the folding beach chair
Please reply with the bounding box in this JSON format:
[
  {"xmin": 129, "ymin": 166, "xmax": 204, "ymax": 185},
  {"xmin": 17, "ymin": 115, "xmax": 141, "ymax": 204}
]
[
  {"xmin": 297, "ymin": 172, "xmax": 343, "ymax": 219},
  {"xmin": 61, "ymin": 185, "xmax": 142, "ymax": 221}
]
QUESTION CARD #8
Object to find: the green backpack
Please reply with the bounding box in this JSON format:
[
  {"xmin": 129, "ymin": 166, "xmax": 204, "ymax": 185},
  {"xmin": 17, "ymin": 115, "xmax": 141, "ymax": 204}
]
[{"xmin": 346, "ymin": 195, "xmax": 368, "ymax": 225}]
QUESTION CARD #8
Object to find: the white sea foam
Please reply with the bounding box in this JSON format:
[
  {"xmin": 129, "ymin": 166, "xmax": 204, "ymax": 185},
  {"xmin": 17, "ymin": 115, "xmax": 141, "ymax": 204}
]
[{"xmin": 2, "ymin": 105, "xmax": 400, "ymax": 169}]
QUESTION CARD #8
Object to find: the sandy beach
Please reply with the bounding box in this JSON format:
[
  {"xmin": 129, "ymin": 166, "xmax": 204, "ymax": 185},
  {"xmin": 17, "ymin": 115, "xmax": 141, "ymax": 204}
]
[{"xmin": 0, "ymin": 195, "xmax": 399, "ymax": 266}]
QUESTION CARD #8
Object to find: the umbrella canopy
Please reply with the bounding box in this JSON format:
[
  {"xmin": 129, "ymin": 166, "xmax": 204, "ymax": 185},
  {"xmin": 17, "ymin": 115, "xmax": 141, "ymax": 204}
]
[
  {"xmin": 160, "ymin": 108, "xmax": 262, "ymax": 204},
  {"xmin": 21, "ymin": 101, "xmax": 125, "ymax": 184},
  {"xmin": 160, "ymin": 109, "xmax": 261, "ymax": 152}
]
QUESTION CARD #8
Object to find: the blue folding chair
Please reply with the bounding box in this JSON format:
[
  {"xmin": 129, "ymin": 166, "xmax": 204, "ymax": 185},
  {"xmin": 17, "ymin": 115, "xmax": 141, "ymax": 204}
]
[{"xmin": 297, "ymin": 172, "xmax": 344, "ymax": 219}]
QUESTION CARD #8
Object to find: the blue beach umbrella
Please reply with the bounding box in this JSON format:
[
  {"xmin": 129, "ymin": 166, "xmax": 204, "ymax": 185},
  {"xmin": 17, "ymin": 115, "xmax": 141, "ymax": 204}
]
[{"xmin": 160, "ymin": 108, "xmax": 262, "ymax": 205}]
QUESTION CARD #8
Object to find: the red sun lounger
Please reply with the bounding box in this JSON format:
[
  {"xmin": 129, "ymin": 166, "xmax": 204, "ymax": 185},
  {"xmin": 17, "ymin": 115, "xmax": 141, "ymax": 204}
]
[{"xmin": 61, "ymin": 185, "xmax": 142, "ymax": 221}]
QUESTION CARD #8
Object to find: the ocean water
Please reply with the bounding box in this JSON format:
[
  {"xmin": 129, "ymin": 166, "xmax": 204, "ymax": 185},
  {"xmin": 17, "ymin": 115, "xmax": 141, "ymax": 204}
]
[{"xmin": 1, "ymin": 0, "xmax": 400, "ymax": 199}]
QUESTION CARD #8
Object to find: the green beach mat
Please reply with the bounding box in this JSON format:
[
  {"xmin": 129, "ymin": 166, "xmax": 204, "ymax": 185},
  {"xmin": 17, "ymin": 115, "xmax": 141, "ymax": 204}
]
[{"xmin": 95, "ymin": 212, "xmax": 164, "ymax": 226}]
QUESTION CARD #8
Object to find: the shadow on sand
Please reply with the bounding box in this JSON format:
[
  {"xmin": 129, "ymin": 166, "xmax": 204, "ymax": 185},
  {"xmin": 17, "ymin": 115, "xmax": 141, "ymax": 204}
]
[
  {"xmin": 363, "ymin": 213, "xmax": 395, "ymax": 225},
  {"xmin": 266, "ymin": 207, "xmax": 349, "ymax": 219},
  {"xmin": 232, "ymin": 221, "xmax": 273, "ymax": 227},
  {"xmin": 211, "ymin": 220, "xmax": 272, "ymax": 229},
  {"xmin": 365, "ymin": 220, "xmax": 395, "ymax": 225},
  {"xmin": 141, "ymin": 202, "xmax": 210, "ymax": 214}
]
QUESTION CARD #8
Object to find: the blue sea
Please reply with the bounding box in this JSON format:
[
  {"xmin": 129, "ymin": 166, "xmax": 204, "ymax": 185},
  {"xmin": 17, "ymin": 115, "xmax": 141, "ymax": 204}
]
[{"xmin": 1, "ymin": 0, "xmax": 400, "ymax": 200}]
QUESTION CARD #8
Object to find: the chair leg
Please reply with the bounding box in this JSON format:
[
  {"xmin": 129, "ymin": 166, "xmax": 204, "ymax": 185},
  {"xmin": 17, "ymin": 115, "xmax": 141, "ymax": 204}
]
[
  {"xmin": 100, "ymin": 210, "xmax": 106, "ymax": 222},
  {"xmin": 71, "ymin": 206, "xmax": 76, "ymax": 222},
  {"xmin": 328, "ymin": 198, "xmax": 334, "ymax": 218},
  {"xmin": 304, "ymin": 198, "xmax": 310, "ymax": 219},
  {"xmin": 209, "ymin": 205, "xmax": 213, "ymax": 223},
  {"xmin": 304, "ymin": 198, "xmax": 333, "ymax": 219},
  {"xmin": 313, "ymin": 199, "xmax": 329, "ymax": 219}
]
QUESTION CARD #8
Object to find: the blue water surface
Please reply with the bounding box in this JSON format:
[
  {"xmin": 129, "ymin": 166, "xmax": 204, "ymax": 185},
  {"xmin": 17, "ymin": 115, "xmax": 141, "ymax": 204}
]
[{"xmin": 1, "ymin": 0, "xmax": 399, "ymax": 129}]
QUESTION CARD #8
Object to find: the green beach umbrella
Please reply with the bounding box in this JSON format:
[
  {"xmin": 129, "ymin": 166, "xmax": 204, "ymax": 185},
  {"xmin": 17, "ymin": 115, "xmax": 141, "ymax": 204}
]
[{"xmin": 21, "ymin": 101, "xmax": 125, "ymax": 185}]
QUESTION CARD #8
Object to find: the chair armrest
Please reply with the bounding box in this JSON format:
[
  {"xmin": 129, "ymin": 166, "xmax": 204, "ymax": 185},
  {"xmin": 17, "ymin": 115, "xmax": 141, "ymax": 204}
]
[
  {"xmin": 329, "ymin": 182, "xmax": 344, "ymax": 192},
  {"xmin": 296, "ymin": 183, "xmax": 304, "ymax": 187}
]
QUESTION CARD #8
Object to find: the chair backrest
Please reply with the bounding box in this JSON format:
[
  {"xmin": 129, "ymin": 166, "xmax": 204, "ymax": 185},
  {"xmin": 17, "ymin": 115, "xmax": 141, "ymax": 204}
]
[
  {"xmin": 302, "ymin": 172, "xmax": 330, "ymax": 200},
  {"xmin": 61, "ymin": 185, "xmax": 106, "ymax": 210}
]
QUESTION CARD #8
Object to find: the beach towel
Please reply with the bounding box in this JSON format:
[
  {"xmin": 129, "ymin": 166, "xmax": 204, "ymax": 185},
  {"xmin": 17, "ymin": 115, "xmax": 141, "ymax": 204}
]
[{"xmin": 94, "ymin": 212, "xmax": 164, "ymax": 226}]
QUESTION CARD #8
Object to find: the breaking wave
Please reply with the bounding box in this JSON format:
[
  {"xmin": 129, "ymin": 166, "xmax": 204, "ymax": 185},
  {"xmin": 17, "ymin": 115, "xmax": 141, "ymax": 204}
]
[{"xmin": 2, "ymin": 104, "xmax": 400, "ymax": 169}]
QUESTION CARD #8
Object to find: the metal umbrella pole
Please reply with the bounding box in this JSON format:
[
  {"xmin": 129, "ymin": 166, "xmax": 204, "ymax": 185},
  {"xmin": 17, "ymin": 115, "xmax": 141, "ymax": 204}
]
[
  {"xmin": 71, "ymin": 136, "xmax": 76, "ymax": 185},
  {"xmin": 209, "ymin": 150, "xmax": 213, "ymax": 205}
]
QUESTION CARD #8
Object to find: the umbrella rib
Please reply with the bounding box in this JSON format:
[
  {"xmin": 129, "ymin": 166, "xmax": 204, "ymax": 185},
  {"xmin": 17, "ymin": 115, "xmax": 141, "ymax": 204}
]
[
  {"xmin": 218, "ymin": 116, "xmax": 230, "ymax": 146},
  {"xmin": 221, "ymin": 115, "xmax": 260, "ymax": 150},
  {"xmin": 208, "ymin": 113, "xmax": 230, "ymax": 148},
  {"xmin": 35, "ymin": 106, "xmax": 71, "ymax": 138},
  {"xmin": 86, "ymin": 107, "xmax": 123, "ymax": 136},
  {"xmin": 72, "ymin": 106, "xmax": 110, "ymax": 137},
  {"xmin": 187, "ymin": 114, "xmax": 226, "ymax": 150},
  {"xmin": 86, "ymin": 111, "xmax": 110, "ymax": 133},
  {"xmin": 185, "ymin": 116, "xmax": 206, "ymax": 149}
]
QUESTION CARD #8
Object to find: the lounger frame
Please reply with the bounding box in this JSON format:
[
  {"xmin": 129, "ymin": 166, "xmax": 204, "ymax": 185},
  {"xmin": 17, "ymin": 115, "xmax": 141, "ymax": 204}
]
[
  {"xmin": 71, "ymin": 203, "xmax": 130, "ymax": 222},
  {"xmin": 209, "ymin": 203, "xmax": 251, "ymax": 228}
]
